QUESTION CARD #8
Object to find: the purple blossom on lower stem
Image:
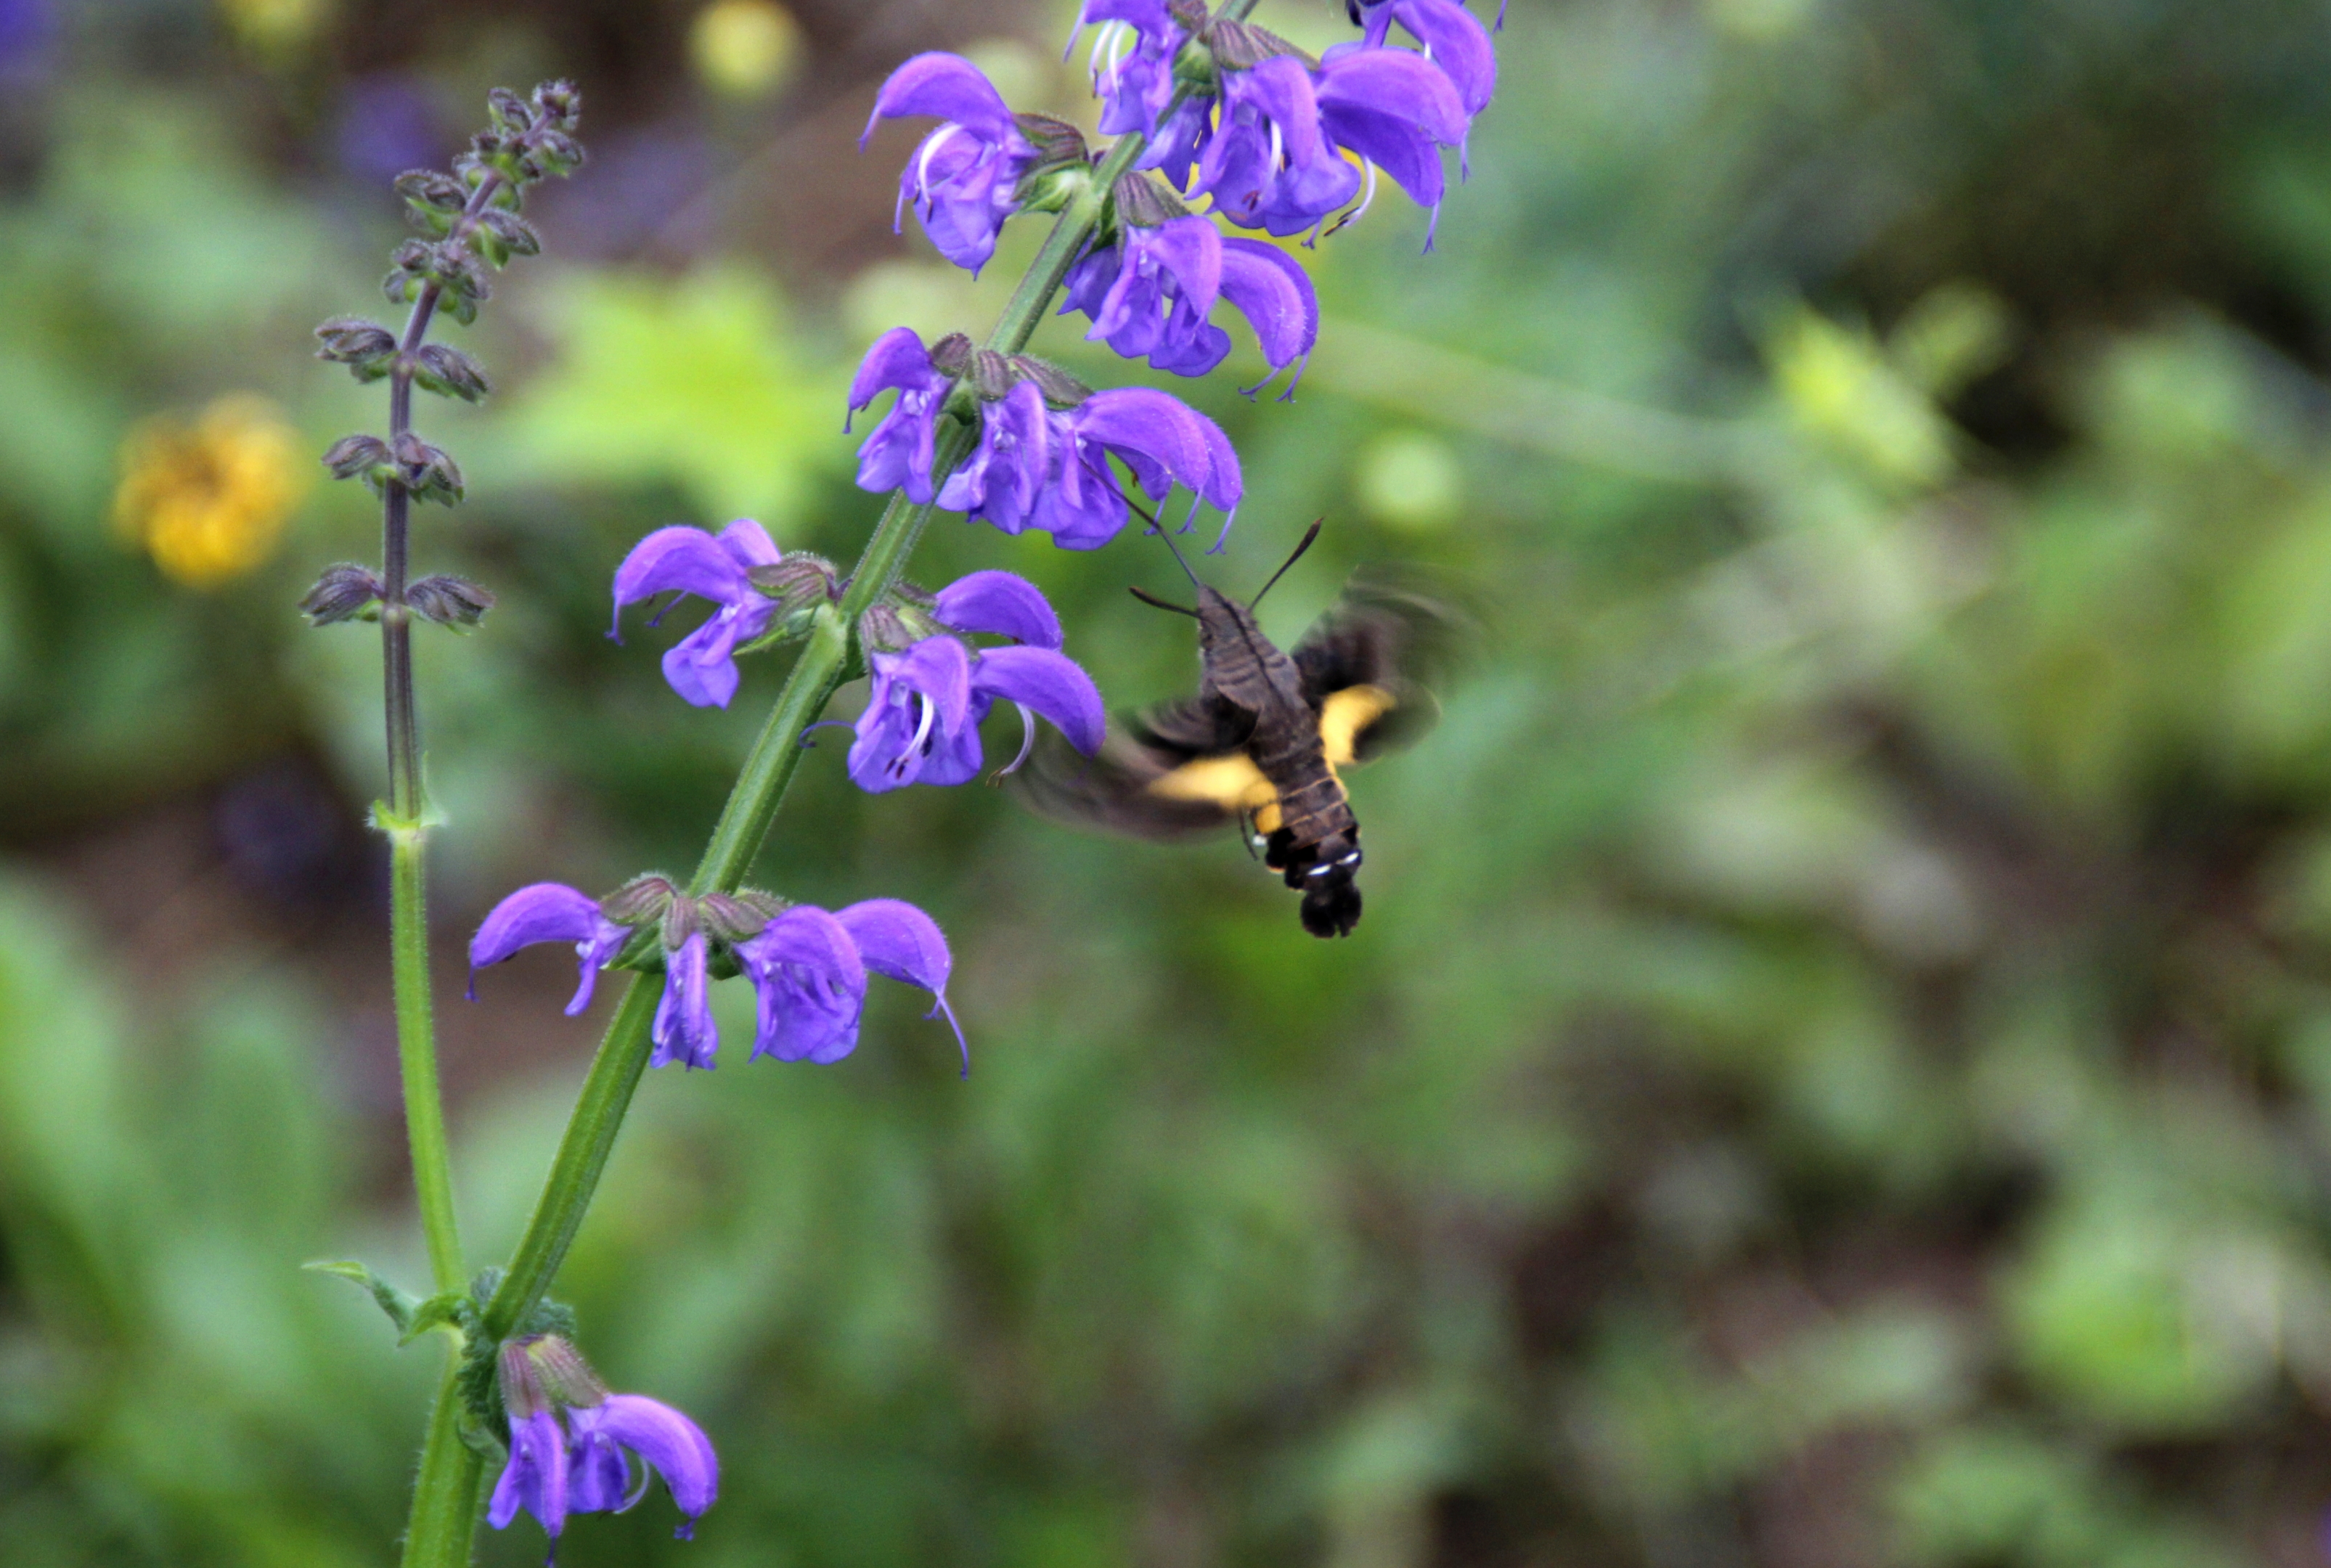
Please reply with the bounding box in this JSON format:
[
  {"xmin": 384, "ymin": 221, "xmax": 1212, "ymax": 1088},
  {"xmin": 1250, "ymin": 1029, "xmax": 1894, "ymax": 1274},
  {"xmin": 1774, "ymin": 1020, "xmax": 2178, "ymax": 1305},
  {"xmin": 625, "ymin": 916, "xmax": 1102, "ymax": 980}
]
[
  {"xmin": 610, "ymin": 519, "xmax": 783, "ymax": 709},
  {"xmin": 491, "ymin": 1337, "xmax": 718, "ymax": 1547},
  {"xmin": 862, "ymin": 52, "xmax": 1039, "ymax": 274},
  {"xmin": 737, "ymin": 898, "xmax": 966, "ymax": 1072},
  {"xmin": 1061, "ymin": 213, "xmax": 1318, "ymax": 389},
  {"xmin": 468, "ymin": 883, "xmax": 629, "ymax": 1015},
  {"xmin": 651, "ymin": 931, "xmax": 719, "ymax": 1070}
]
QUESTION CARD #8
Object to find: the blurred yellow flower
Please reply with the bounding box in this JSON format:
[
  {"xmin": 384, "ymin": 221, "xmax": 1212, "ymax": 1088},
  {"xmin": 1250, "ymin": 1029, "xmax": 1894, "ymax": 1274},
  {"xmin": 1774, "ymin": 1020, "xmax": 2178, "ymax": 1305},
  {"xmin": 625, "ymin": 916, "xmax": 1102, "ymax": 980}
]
[
  {"xmin": 113, "ymin": 395, "xmax": 306, "ymax": 589},
  {"xmin": 690, "ymin": 0, "xmax": 803, "ymax": 100},
  {"xmin": 218, "ymin": 0, "xmax": 330, "ymax": 54}
]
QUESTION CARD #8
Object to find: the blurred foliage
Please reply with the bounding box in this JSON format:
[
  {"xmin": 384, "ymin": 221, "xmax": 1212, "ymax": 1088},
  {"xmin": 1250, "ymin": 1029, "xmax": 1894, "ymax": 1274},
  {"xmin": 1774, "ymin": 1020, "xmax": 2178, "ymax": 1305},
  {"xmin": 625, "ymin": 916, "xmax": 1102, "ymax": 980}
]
[{"xmin": 13, "ymin": 0, "xmax": 2331, "ymax": 1565}]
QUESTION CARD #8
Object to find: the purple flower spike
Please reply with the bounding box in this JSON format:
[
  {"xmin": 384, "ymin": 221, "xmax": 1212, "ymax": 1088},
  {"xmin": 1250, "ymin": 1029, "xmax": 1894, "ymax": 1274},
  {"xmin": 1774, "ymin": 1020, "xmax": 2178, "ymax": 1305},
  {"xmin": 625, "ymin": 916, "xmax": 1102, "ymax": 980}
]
[
  {"xmin": 837, "ymin": 898, "xmax": 967, "ymax": 1074},
  {"xmin": 862, "ymin": 52, "xmax": 1039, "ymax": 274},
  {"xmin": 849, "ymin": 327, "xmax": 955, "ymax": 505},
  {"xmin": 738, "ymin": 905, "xmax": 868, "ymax": 1063},
  {"xmin": 469, "ymin": 882, "xmax": 629, "ymax": 1016},
  {"xmin": 1354, "ymin": 0, "xmax": 1497, "ymax": 115},
  {"xmin": 611, "ymin": 520, "xmax": 783, "ymax": 709},
  {"xmin": 489, "ymin": 1409, "xmax": 571, "ymax": 1540},
  {"xmin": 566, "ymin": 1395, "xmax": 720, "ymax": 1537},
  {"xmin": 934, "ymin": 568, "xmax": 1066, "ymax": 648},
  {"xmin": 651, "ymin": 931, "xmax": 719, "ymax": 1071}
]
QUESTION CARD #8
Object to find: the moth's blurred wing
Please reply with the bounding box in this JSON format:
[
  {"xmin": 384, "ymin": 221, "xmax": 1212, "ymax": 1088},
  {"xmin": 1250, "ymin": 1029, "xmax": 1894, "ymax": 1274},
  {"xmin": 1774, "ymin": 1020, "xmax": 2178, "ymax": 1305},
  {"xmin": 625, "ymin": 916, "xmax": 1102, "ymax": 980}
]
[{"xmin": 1294, "ymin": 570, "xmax": 1471, "ymax": 764}]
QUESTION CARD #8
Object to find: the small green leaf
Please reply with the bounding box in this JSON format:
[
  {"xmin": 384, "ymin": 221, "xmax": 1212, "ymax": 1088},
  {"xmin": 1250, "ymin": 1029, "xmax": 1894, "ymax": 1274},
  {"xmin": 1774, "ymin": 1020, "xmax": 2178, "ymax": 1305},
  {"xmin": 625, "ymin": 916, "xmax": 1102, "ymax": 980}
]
[
  {"xmin": 306, "ymin": 1259, "xmax": 420, "ymax": 1334},
  {"xmin": 398, "ymin": 1291, "xmax": 473, "ymax": 1347}
]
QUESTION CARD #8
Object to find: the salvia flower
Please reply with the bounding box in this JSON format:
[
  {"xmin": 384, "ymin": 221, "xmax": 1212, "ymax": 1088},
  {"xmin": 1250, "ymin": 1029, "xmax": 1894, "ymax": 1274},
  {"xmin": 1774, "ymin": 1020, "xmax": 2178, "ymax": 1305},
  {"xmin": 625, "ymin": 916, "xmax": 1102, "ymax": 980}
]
[
  {"xmin": 468, "ymin": 877, "xmax": 966, "ymax": 1073},
  {"xmin": 862, "ymin": 52, "xmax": 1040, "ymax": 275},
  {"xmin": 737, "ymin": 898, "xmax": 966, "ymax": 1071},
  {"xmin": 846, "ymin": 571, "xmax": 1105, "ymax": 794},
  {"xmin": 467, "ymin": 882, "xmax": 630, "ymax": 1015},
  {"xmin": 490, "ymin": 1334, "xmax": 718, "ymax": 1545},
  {"xmin": 1350, "ymin": 0, "xmax": 1498, "ymax": 117},
  {"xmin": 847, "ymin": 330, "xmax": 1243, "ymax": 549},
  {"xmin": 1061, "ymin": 199, "xmax": 1318, "ymax": 389},
  {"xmin": 610, "ymin": 519, "xmax": 783, "ymax": 709},
  {"xmin": 1312, "ymin": 43, "xmax": 1473, "ymax": 244}
]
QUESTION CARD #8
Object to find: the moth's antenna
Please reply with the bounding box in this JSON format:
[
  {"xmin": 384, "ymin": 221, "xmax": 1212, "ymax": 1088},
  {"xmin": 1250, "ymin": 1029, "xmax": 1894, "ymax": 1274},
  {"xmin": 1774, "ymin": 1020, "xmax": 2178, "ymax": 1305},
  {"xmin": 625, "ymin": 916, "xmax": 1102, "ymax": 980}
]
[
  {"xmin": 1116, "ymin": 482, "xmax": 1206, "ymax": 594},
  {"xmin": 1250, "ymin": 518, "xmax": 1323, "ymax": 610},
  {"xmin": 1128, "ymin": 584, "xmax": 1200, "ymax": 617}
]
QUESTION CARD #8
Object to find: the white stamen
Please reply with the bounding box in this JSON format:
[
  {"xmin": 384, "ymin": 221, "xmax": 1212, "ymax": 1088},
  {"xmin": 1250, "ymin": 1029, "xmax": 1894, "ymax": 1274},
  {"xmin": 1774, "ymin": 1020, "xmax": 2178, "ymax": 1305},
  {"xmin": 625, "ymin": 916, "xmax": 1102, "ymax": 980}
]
[
  {"xmin": 916, "ymin": 123, "xmax": 966, "ymax": 204},
  {"xmin": 995, "ymin": 702, "xmax": 1039, "ymax": 779},
  {"xmin": 893, "ymin": 691, "xmax": 938, "ymax": 777},
  {"xmin": 1325, "ymin": 159, "xmax": 1380, "ymax": 238}
]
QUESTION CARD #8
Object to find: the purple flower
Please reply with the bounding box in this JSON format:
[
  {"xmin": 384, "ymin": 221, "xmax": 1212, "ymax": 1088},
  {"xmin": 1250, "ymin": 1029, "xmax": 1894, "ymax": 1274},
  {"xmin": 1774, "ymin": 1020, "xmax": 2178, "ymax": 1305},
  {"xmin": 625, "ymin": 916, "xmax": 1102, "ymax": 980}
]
[
  {"xmin": 849, "ymin": 332, "xmax": 1244, "ymax": 548},
  {"xmin": 652, "ymin": 930, "xmax": 719, "ymax": 1071},
  {"xmin": 611, "ymin": 520, "xmax": 784, "ymax": 709},
  {"xmin": 1194, "ymin": 56, "xmax": 1360, "ymax": 237},
  {"xmin": 1061, "ymin": 214, "xmax": 1318, "ymax": 389},
  {"xmin": 1352, "ymin": 0, "xmax": 1497, "ymax": 115},
  {"xmin": 489, "ymin": 1408, "xmax": 571, "ymax": 1540},
  {"xmin": 1313, "ymin": 44, "xmax": 1472, "ymax": 242},
  {"xmin": 846, "ymin": 630, "xmax": 1105, "ymax": 793},
  {"xmin": 736, "ymin": 898, "xmax": 967, "ymax": 1071},
  {"xmin": 1036, "ymin": 386, "xmax": 1244, "ymax": 548},
  {"xmin": 848, "ymin": 327, "xmax": 955, "ymax": 505},
  {"xmin": 936, "ymin": 378, "xmax": 1053, "ymax": 534},
  {"xmin": 491, "ymin": 1337, "xmax": 719, "ymax": 1547},
  {"xmin": 566, "ymin": 1395, "xmax": 721, "ymax": 1539},
  {"xmin": 1075, "ymin": 0, "xmax": 1187, "ymax": 142},
  {"xmin": 468, "ymin": 883, "xmax": 630, "ymax": 1016},
  {"xmin": 862, "ymin": 52, "xmax": 1039, "ymax": 275}
]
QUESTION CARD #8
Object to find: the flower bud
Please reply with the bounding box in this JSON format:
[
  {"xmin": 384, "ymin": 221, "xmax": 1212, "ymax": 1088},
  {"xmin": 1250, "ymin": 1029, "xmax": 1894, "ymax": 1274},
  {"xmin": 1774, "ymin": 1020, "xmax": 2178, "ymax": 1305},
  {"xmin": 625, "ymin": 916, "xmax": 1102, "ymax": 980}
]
[
  {"xmin": 487, "ymin": 86, "xmax": 534, "ymax": 132},
  {"xmin": 525, "ymin": 1334, "xmax": 608, "ymax": 1409},
  {"xmin": 695, "ymin": 892, "xmax": 769, "ymax": 944},
  {"xmin": 729, "ymin": 889, "xmax": 788, "ymax": 927},
  {"xmin": 600, "ymin": 874, "xmax": 679, "ymax": 926},
  {"xmin": 406, "ymin": 574, "xmax": 495, "ymax": 629},
  {"xmin": 744, "ymin": 552, "xmax": 838, "ymax": 614},
  {"xmin": 474, "ymin": 208, "xmax": 542, "ymax": 264},
  {"xmin": 321, "ymin": 433, "xmax": 392, "ymax": 481},
  {"xmin": 498, "ymin": 1337, "xmax": 550, "ymax": 1421},
  {"xmin": 1112, "ymin": 172, "xmax": 1189, "ymax": 229},
  {"xmin": 1008, "ymin": 355, "xmax": 1093, "ymax": 409},
  {"xmin": 314, "ymin": 317, "xmax": 399, "ymax": 380},
  {"xmin": 967, "ymin": 348, "xmax": 1014, "ymax": 402},
  {"xmin": 532, "ymin": 80, "xmax": 581, "ymax": 130},
  {"xmin": 410, "ymin": 343, "xmax": 492, "ymax": 402},
  {"xmin": 392, "ymin": 433, "xmax": 465, "ymax": 505},
  {"xmin": 1206, "ymin": 17, "xmax": 1312, "ymax": 70},
  {"xmin": 300, "ymin": 563, "xmax": 385, "ymax": 626},
  {"xmin": 926, "ymin": 332, "xmax": 975, "ymax": 377},
  {"xmin": 658, "ymin": 894, "xmax": 698, "ymax": 954}
]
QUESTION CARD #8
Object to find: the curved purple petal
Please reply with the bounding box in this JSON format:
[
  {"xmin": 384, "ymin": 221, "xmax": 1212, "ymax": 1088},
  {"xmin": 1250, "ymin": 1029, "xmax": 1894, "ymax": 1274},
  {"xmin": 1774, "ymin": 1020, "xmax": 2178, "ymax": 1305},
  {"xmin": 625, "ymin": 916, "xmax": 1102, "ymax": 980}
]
[
  {"xmin": 1377, "ymin": 0, "xmax": 1495, "ymax": 114},
  {"xmin": 836, "ymin": 899, "xmax": 967, "ymax": 1073},
  {"xmin": 468, "ymin": 883, "xmax": 629, "ymax": 1016},
  {"xmin": 882, "ymin": 635, "xmax": 976, "ymax": 734},
  {"xmin": 850, "ymin": 327, "xmax": 945, "ymax": 412},
  {"xmin": 861, "ymin": 51, "xmax": 1016, "ymax": 147},
  {"xmin": 738, "ymin": 905, "xmax": 868, "ymax": 1063},
  {"xmin": 569, "ymin": 1395, "xmax": 719, "ymax": 1524},
  {"xmin": 716, "ymin": 517, "xmax": 782, "ymax": 570},
  {"xmin": 934, "ymin": 569, "xmax": 1064, "ymax": 648},
  {"xmin": 650, "ymin": 931, "xmax": 719, "ymax": 1071},
  {"xmin": 1318, "ymin": 44, "xmax": 1469, "ymax": 146},
  {"xmin": 972, "ymin": 646, "xmax": 1105, "ymax": 754},
  {"xmin": 1072, "ymin": 387, "xmax": 1212, "ymax": 494},
  {"xmin": 613, "ymin": 526, "xmax": 751, "ymax": 613},
  {"xmin": 489, "ymin": 1410, "xmax": 569, "ymax": 1538},
  {"xmin": 1230, "ymin": 56, "xmax": 1325, "ymax": 170},
  {"xmin": 938, "ymin": 380, "xmax": 1053, "ymax": 530},
  {"xmin": 1217, "ymin": 238, "xmax": 1319, "ymax": 372}
]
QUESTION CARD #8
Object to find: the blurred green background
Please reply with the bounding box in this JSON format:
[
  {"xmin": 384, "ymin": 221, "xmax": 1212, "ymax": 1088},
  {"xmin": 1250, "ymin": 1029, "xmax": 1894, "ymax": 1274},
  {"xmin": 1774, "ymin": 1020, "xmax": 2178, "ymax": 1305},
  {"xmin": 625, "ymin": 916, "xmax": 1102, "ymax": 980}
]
[{"xmin": 11, "ymin": 0, "xmax": 2331, "ymax": 1562}]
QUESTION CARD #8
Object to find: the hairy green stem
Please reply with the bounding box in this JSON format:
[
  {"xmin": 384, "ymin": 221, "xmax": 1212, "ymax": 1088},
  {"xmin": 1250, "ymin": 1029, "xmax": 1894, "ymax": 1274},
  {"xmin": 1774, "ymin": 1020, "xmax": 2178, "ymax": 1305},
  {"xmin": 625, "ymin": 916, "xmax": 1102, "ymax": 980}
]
[{"xmin": 399, "ymin": 1355, "xmax": 488, "ymax": 1568}]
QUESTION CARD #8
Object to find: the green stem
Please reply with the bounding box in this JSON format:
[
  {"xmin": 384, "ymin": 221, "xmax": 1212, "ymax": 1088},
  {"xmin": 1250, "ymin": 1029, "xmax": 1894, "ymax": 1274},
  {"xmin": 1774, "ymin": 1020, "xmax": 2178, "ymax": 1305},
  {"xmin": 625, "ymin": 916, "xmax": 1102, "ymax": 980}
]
[
  {"xmin": 399, "ymin": 1352, "xmax": 488, "ymax": 1568},
  {"xmin": 391, "ymin": 830, "xmax": 465, "ymax": 1293}
]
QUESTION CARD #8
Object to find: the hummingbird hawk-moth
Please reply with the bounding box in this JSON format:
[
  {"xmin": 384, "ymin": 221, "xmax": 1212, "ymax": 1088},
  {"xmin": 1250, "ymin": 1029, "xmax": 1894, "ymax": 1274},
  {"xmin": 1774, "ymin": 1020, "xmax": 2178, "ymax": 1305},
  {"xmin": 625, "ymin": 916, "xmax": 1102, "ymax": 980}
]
[{"xmin": 1020, "ymin": 523, "xmax": 1461, "ymax": 936}]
